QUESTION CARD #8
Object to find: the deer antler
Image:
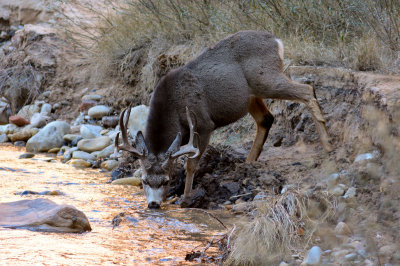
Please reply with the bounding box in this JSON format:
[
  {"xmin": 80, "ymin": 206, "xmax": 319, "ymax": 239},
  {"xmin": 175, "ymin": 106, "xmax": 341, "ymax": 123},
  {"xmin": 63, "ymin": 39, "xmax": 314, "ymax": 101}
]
[
  {"xmin": 170, "ymin": 107, "xmax": 200, "ymax": 159},
  {"xmin": 115, "ymin": 105, "xmax": 144, "ymax": 157}
]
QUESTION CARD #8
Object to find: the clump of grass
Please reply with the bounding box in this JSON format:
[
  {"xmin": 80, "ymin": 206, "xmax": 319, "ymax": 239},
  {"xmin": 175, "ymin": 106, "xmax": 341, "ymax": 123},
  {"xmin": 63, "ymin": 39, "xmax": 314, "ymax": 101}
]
[
  {"xmin": 0, "ymin": 65, "xmax": 41, "ymax": 114},
  {"xmin": 58, "ymin": 0, "xmax": 400, "ymax": 105},
  {"xmin": 225, "ymin": 190, "xmax": 335, "ymax": 265}
]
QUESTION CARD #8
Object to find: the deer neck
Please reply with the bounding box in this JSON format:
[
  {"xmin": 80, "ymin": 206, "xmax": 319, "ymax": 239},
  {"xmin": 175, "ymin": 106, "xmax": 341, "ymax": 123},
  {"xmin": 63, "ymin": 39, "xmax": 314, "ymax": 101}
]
[{"xmin": 144, "ymin": 77, "xmax": 180, "ymax": 156}]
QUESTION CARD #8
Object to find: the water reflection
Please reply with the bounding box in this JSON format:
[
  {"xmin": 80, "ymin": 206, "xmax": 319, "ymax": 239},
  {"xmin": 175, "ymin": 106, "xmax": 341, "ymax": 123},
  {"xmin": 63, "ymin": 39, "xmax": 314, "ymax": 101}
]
[{"xmin": 0, "ymin": 144, "xmax": 229, "ymax": 264}]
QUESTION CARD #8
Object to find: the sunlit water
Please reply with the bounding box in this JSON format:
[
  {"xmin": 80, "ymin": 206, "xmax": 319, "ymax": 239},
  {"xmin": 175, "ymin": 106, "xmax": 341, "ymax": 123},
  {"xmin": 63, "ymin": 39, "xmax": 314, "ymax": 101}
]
[{"xmin": 0, "ymin": 144, "xmax": 230, "ymax": 265}]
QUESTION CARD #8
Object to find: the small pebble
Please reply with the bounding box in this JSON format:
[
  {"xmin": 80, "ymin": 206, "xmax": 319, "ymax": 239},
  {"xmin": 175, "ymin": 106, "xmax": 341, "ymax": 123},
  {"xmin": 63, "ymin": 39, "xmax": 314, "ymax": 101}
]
[
  {"xmin": 19, "ymin": 153, "xmax": 35, "ymax": 159},
  {"xmin": 330, "ymin": 185, "xmax": 345, "ymax": 196},
  {"xmin": 68, "ymin": 159, "xmax": 92, "ymax": 168},
  {"xmin": 47, "ymin": 147, "xmax": 60, "ymax": 153},
  {"xmin": 344, "ymin": 253, "xmax": 357, "ymax": 261},
  {"xmin": 18, "ymin": 190, "xmax": 39, "ymax": 195},
  {"xmin": 335, "ymin": 222, "xmax": 352, "ymax": 236},
  {"xmin": 343, "ymin": 187, "xmax": 356, "ymax": 199},
  {"xmin": 39, "ymin": 190, "xmax": 62, "ymax": 195},
  {"xmin": 14, "ymin": 141, "xmax": 26, "ymax": 147},
  {"xmin": 112, "ymin": 177, "xmax": 142, "ymax": 186},
  {"xmin": 302, "ymin": 246, "xmax": 322, "ymax": 265}
]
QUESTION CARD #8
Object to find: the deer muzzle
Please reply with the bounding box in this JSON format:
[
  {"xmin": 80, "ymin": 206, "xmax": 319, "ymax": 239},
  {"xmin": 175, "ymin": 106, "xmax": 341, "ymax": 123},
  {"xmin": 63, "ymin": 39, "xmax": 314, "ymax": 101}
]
[{"xmin": 143, "ymin": 185, "xmax": 165, "ymax": 209}]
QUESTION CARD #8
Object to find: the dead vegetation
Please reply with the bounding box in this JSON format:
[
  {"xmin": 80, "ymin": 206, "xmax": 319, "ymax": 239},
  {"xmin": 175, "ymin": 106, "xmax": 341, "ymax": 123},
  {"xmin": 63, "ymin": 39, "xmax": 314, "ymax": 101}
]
[
  {"xmin": 0, "ymin": 26, "xmax": 60, "ymax": 114},
  {"xmin": 0, "ymin": 65, "xmax": 41, "ymax": 114},
  {"xmin": 226, "ymin": 190, "xmax": 335, "ymax": 265},
  {"xmin": 56, "ymin": 0, "xmax": 400, "ymax": 106}
]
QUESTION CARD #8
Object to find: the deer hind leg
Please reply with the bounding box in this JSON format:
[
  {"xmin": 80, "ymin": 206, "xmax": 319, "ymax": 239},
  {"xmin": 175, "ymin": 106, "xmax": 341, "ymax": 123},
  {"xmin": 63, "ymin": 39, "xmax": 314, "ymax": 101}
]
[
  {"xmin": 275, "ymin": 76, "xmax": 333, "ymax": 152},
  {"xmin": 252, "ymin": 73, "xmax": 333, "ymax": 151},
  {"xmin": 246, "ymin": 97, "xmax": 274, "ymax": 162},
  {"xmin": 305, "ymin": 94, "xmax": 333, "ymax": 152}
]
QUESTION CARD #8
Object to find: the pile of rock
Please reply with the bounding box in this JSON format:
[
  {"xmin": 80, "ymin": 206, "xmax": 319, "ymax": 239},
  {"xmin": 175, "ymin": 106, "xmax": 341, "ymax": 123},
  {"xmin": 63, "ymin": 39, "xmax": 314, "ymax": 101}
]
[{"xmin": 0, "ymin": 93, "xmax": 149, "ymax": 172}]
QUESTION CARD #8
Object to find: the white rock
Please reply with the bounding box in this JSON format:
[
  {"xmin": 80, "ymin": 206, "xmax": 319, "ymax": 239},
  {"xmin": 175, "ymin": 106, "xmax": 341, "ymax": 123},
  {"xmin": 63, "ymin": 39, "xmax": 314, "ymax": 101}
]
[
  {"xmin": 344, "ymin": 253, "xmax": 357, "ymax": 261},
  {"xmin": 0, "ymin": 100, "xmax": 10, "ymax": 125},
  {"xmin": 17, "ymin": 104, "xmax": 40, "ymax": 120},
  {"xmin": 68, "ymin": 159, "xmax": 91, "ymax": 168},
  {"xmin": 73, "ymin": 112, "xmax": 85, "ymax": 126},
  {"xmin": 80, "ymin": 124, "xmax": 102, "ymax": 139},
  {"xmin": 41, "ymin": 91, "xmax": 51, "ymax": 98},
  {"xmin": 40, "ymin": 103, "xmax": 52, "ymax": 115},
  {"xmin": 354, "ymin": 152, "xmax": 378, "ymax": 162},
  {"xmin": 8, "ymin": 127, "xmax": 32, "ymax": 142},
  {"xmin": 72, "ymin": 151, "xmax": 96, "ymax": 161},
  {"xmin": 126, "ymin": 105, "xmax": 149, "ymax": 138},
  {"xmin": 112, "ymin": 177, "xmax": 141, "ymax": 186},
  {"xmin": 329, "ymin": 185, "xmax": 345, "ymax": 196},
  {"xmin": 77, "ymin": 136, "xmax": 111, "ymax": 152},
  {"xmin": 101, "ymin": 159, "xmax": 119, "ymax": 171},
  {"xmin": 107, "ymin": 129, "xmax": 119, "ymax": 141},
  {"xmin": 30, "ymin": 112, "xmax": 49, "ymax": 128},
  {"xmin": 343, "ymin": 187, "xmax": 356, "ymax": 199},
  {"xmin": 100, "ymin": 129, "xmax": 109, "ymax": 135},
  {"xmin": 302, "ymin": 246, "xmax": 322, "ymax": 265},
  {"xmin": 26, "ymin": 121, "xmax": 71, "ymax": 152},
  {"xmin": 0, "ymin": 133, "xmax": 9, "ymax": 142},
  {"xmin": 363, "ymin": 259, "xmax": 374, "ymax": 266},
  {"xmin": 96, "ymin": 144, "xmax": 114, "ymax": 159},
  {"xmin": 63, "ymin": 134, "xmax": 81, "ymax": 142},
  {"xmin": 62, "ymin": 147, "xmax": 78, "ymax": 163},
  {"xmin": 334, "ymin": 222, "xmax": 352, "ymax": 236},
  {"xmin": 0, "ymin": 123, "xmax": 17, "ymax": 135},
  {"xmin": 91, "ymin": 151, "xmax": 101, "ymax": 157},
  {"xmin": 82, "ymin": 94, "xmax": 102, "ymax": 101},
  {"xmin": 88, "ymin": 105, "xmax": 111, "ymax": 119},
  {"xmin": 53, "ymin": 103, "xmax": 61, "ymax": 110}
]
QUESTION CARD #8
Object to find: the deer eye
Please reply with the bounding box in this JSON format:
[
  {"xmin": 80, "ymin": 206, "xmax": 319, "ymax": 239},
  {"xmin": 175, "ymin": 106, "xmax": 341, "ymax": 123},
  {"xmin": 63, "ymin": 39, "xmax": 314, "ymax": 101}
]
[{"xmin": 142, "ymin": 180, "xmax": 149, "ymax": 186}]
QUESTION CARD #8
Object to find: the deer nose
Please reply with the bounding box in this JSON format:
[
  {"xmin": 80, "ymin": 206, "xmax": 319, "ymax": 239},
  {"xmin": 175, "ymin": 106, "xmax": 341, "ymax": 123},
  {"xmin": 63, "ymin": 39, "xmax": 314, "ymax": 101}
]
[{"xmin": 148, "ymin": 201, "xmax": 161, "ymax": 209}]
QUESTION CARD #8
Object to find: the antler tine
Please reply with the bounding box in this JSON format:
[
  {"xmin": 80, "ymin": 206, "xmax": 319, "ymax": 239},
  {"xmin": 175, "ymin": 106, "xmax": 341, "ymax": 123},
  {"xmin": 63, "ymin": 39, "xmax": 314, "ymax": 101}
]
[
  {"xmin": 119, "ymin": 104, "xmax": 133, "ymax": 145},
  {"xmin": 115, "ymin": 105, "xmax": 143, "ymax": 156},
  {"xmin": 171, "ymin": 107, "xmax": 200, "ymax": 159}
]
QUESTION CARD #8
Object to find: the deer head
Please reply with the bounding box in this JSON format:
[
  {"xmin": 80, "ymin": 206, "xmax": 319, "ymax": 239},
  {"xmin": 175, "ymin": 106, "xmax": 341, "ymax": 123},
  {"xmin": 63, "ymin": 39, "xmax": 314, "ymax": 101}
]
[{"xmin": 115, "ymin": 106, "xmax": 200, "ymax": 209}]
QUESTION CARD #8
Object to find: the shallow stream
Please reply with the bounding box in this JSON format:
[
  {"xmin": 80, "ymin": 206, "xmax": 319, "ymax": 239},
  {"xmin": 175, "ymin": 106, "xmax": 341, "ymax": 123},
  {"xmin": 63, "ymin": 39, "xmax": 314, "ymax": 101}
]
[{"xmin": 0, "ymin": 144, "xmax": 230, "ymax": 264}]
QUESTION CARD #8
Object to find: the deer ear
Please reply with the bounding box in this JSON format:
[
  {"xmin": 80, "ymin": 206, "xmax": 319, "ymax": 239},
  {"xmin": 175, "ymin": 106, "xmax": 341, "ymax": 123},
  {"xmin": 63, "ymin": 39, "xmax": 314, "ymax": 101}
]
[
  {"xmin": 166, "ymin": 132, "xmax": 182, "ymax": 156},
  {"xmin": 162, "ymin": 133, "xmax": 181, "ymax": 170},
  {"xmin": 135, "ymin": 131, "xmax": 148, "ymax": 157}
]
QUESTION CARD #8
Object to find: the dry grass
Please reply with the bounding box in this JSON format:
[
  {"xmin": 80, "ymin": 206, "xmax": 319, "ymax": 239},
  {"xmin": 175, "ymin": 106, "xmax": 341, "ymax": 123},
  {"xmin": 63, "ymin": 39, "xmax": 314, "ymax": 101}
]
[
  {"xmin": 0, "ymin": 65, "xmax": 42, "ymax": 114},
  {"xmin": 225, "ymin": 190, "xmax": 335, "ymax": 265},
  {"xmin": 56, "ymin": 0, "xmax": 400, "ymax": 105}
]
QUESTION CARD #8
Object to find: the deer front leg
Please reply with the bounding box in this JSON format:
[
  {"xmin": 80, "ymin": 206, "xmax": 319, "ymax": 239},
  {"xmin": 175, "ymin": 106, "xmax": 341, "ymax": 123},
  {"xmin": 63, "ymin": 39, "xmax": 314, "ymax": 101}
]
[{"xmin": 246, "ymin": 97, "xmax": 274, "ymax": 162}]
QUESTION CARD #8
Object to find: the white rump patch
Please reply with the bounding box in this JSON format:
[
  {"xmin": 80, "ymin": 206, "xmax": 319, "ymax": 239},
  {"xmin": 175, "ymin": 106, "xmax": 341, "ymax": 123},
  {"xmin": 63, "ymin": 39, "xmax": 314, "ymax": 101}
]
[{"xmin": 276, "ymin": 39, "xmax": 284, "ymax": 61}]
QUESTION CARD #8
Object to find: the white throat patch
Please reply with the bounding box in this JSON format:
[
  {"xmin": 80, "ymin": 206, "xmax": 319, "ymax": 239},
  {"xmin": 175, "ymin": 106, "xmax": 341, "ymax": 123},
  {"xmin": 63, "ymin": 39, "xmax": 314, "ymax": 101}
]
[{"xmin": 275, "ymin": 39, "xmax": 284, "ymax": 61}]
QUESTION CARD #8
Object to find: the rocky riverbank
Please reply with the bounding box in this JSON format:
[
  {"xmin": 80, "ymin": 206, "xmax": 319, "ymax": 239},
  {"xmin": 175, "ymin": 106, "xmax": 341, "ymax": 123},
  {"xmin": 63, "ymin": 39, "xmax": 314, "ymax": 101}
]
[
  {"xmin": 0, "ymin": 93, "xmax": 149, "ymax": 175},
  {"xmin": 1, "ymin": 1, "xmax": 399, "ymax": 264}
]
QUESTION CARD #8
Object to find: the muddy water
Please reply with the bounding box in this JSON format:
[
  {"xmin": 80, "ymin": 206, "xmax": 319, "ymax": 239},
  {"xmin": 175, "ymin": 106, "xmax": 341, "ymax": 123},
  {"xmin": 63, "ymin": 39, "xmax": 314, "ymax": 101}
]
[{"xmin": 0, "ymin": 144, "xmax": 230, "ymax": 265}]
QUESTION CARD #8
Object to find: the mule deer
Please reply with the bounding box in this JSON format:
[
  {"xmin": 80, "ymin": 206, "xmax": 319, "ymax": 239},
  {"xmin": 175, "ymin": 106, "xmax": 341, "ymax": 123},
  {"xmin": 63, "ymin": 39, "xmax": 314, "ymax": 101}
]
[{"xmin": 116, "ymin": 31, "xmax": 333, "ymax": 209}]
